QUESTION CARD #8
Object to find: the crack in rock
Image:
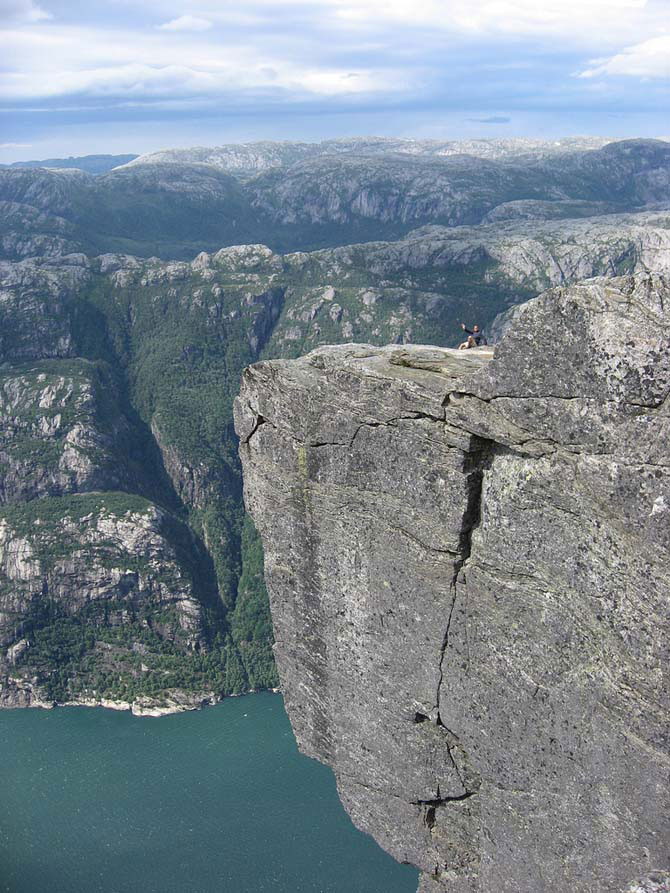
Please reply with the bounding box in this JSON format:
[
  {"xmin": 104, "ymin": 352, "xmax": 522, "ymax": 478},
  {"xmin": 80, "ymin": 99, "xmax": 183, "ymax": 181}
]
[
  {"xmin": 348, "ymin": 411, "xmax": 445, "ymax": 448},
  {"xmin": 435, "ymin": 436, "xmax": 496, "ymax": 726}
]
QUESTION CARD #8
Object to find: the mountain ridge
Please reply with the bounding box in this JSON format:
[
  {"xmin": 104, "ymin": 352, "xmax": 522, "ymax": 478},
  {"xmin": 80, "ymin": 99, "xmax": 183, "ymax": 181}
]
[
  {"xmin": 2, "ymin": 139, "xmax": 668, "ymax": 261},
  {"xmin": 0, "ymin": 155, "xmax": 138, "ymax": 175},
  {"xmin": 121, "ymin": 136, "xmax": 629, "ymax": 175}
]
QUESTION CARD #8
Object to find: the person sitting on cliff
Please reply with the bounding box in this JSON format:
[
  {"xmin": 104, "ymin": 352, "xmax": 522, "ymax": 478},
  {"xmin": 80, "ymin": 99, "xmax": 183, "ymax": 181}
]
[{"xmin": 458, "ymin": 323, "xmax": 485, "ymax": 350}]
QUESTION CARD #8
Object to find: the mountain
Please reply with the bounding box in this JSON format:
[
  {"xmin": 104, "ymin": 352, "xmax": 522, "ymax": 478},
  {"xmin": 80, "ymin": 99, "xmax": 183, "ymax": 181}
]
[
  {"xmin": 0, "ymin": 203, "xmax": 668, "ymax": 710},
  {"xmin": 245, "ymin": 139, "xmax": 670, "ymax": 235},
  {"xmin": 122, "ymin": 136, "xmax": 621, "ymax": 176},
  {"xmin": 236, "ymin": 273, "xmax": 670, "ymax": 892},
  {"xmin": 0, "ymin": 155, "xmax": 138, "ymax": 175},
  {"xmin": 1, "ymin": 139, "xmax": 668, "ymax": 260}
]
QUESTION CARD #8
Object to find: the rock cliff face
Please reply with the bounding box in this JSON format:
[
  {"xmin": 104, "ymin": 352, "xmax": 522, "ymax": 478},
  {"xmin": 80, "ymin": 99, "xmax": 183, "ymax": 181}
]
[
  {"xmin": 0, "ymin": 250, "xmax": 284, "ymax": 707},
  {"xmin": 0, "ymin": 494, "xmax": 210, "ymax": 710},
  {"xmin": 235, "ymin": 273, "xmax": 670, "ymax": 892}
]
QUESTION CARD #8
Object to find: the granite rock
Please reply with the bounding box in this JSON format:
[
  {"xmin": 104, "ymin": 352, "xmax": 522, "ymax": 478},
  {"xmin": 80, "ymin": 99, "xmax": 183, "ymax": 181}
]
[{"xmin": 235, "ymin": 273, "xmax": 669, "ymax": 892}]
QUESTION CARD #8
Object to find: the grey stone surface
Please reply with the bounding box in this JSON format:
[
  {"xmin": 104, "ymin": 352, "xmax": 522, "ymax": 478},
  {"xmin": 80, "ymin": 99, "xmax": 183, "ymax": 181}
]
[{"xmin": 235, "ymin": 273, "xmax": 670, "ymax": 892}]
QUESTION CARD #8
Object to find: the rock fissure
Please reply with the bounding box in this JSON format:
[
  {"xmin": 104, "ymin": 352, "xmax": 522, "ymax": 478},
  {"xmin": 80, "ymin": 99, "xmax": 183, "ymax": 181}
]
[
  {"xmin": 469, "ymin": 559, "xmax": 548, "ymax": 587},
  {"xmin": 240, "ymin": 409, "xmax": 268, "ymax": 444},
  {"xmin": 336, "ymin": 771, "xmax": 433, "ymax": 807},
  {"xmin": 435, "ymin": 436, "xmax": 496, "ymax": 729},
  {"xmin": 627, "ymin": 396, "xmax": 669, "ymax": 411},
  {"xmin": 348, "ymin": 412, "xmax": 445, "ymax": 448},
  {"xmin": 445, "ymin": 390, "xmax": 599, "ymax": 407},
  {"xmin": 387, "ymin": 524, "xmax": 459, "ymax": 558},
  {"xmin": 337, "ymin": 769, "xmax": 477, "ymax": 818},
  {"xmin": 434, "ymin": 598, "xmax": 457, "ymax": 726},
  {"xmin": 307, "ymin": 440, "xmax": 348, "ymax": 448},
  {"xmin": 489, "ymin": 393, "xmax": 595, "ymax": 402},
  {"xmin": 453, "ymin": 437, "xmax": 495, "ymax": 582},
  {"xmin": 436, "ymin": 724, "xmax": 473, "ymax": 793},
  {"xmin": 413, "ymin": 791, "xmax": 478, "ymax": 807}
]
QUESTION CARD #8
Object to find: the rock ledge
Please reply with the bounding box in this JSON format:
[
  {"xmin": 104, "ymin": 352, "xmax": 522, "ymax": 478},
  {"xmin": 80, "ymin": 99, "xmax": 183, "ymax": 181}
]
[{"xmin": 236, "ymin": 274, "xmax": 669, "ymax": 893}]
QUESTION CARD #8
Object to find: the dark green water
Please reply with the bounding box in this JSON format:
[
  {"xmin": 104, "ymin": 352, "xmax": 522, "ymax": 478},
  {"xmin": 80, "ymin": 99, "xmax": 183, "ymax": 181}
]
[{"xmin": 0, "ymin": 692, "xmax": 418, "ymax": 893}]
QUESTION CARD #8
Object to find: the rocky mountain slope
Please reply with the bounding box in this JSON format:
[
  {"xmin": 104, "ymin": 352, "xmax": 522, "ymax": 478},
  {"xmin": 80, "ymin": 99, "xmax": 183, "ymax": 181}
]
[
  {"xmin": 123, "ymin": 136, "xmax": 620, "ymax": 174},
  {"xmin": 245, "ymin": 139, "xmax": 670, "ymax": 234},
  {"xmin": 0, "ymin": 252, "xmax": 280, "ymax": 709},
  {"xmin": 1, "ymin": 205, "xmax": 668, "ymax": 709},
  {"xmin": 236, "ymin": 273, "xmax": 669, "ymax": 893},
  {"xmin": 1, "ymin": 139, "xmax": 668, "ymax": 260},
  {"xmin": 267, "ymin": 210, "xmax": 670, "ymax": 356}
]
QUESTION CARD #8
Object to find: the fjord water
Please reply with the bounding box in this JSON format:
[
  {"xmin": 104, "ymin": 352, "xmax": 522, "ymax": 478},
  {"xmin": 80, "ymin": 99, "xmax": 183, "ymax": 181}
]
[{"xmin": 0, "ymin": 693, "xmax": 418, "ymax": 893}]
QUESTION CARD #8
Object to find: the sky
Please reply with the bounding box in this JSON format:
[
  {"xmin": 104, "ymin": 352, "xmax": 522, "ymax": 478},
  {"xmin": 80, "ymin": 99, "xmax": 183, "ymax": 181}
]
[{"xmin": 0, "ymin": 0, "xmax": 668, "ymax": 162}]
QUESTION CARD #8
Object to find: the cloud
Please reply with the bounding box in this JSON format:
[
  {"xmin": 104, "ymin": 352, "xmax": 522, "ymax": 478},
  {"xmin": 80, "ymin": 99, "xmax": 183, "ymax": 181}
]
[
  {"xmin": 468, "ymin": 115, "xmax": 511, "ymax": 123},
  {"xmin": 0, "ymin": 141, "xmax": 32, "ymax": 148},
  {"xmin": 122, "ymin": 0, "xmax": 666, "ymax": 46},
  {"xmin": 158, "ymin": 15, "xmax": 213, "ymax": 32},
  {"xmin": 0, "ymin": 0, "xmax": 50, "ymax": 22},
  {"xmin": 0, "ymin": 25, "xmax": 400, "ymax": 102},
  {"xmin": 243, "ymin": 0, "xmax": 665, "ymax": 45},
  {"xmin": 435, "ymin": 0, "xmax": 652, "ymax": 40},
  {"xmin": 579, "ymin": 35, "xmax": 670, "ymax": 78}
]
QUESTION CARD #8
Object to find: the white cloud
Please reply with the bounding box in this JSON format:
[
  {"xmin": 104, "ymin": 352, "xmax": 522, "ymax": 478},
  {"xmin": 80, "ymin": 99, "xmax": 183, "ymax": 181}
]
[
  {"xmin": 579, "ymin": 35, "xmax": 670, "ymax": 79},
  {"xmin": 0, "ymin": 141, "xmax": 32, "ymax": 148},
  {"xmin": 0, "ymin": 0, "xmax": 666, "ymax": 115},
  {"xmin": 128, "ymin": 0, "xmax": 665, "ymax": 45},
  {"xmin": 233, "ymin": 0, "xmax": 664, "ymax": 45},
  {"xmin": 36, "ymin": 63, "xmax": 220, "ymax": 98},
  {"xmin": 158, "ymin": 15, "xmax": 213, "ymax": 32},
  {"xmin": 436, "ymin": 0, "xmax": 650, "ymax": 38},
  {"xmin": 0, "ymin": 0, "xmax": 50, "ymax": 22},
  {"xmin": 0, "ymin": 26, "xmax": 400, "ymax": 101}
]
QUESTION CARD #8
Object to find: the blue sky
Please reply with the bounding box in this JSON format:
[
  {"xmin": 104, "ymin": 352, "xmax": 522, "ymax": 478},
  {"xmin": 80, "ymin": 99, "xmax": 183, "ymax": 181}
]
[{"xmin": 0, "ymin": 0, "xmax": 668, "ymax": 161}]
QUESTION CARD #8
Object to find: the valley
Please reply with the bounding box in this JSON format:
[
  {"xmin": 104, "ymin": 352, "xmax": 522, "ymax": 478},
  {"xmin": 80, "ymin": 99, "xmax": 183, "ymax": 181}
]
[{"xmin": 1, "ymin": 136, "xmax": 668, "ymax": 712}]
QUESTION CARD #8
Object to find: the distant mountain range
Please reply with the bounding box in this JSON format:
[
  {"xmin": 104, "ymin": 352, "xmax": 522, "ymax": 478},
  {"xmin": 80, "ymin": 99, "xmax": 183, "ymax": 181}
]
[
  {"xmin": 0, "ymin": 154, "xmax": 138, "ymax": 175},
  {"xmin": 1, "ymin": 137, "xmax": 668, "ymax": 260},
  {"xmin": 121, "ymin": 136, "xmax": 622, "ymax": 177}
]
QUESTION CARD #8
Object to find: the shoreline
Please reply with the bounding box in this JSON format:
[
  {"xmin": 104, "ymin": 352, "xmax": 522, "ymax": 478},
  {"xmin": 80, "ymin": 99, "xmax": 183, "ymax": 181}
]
[{"xmin": 0, "ymin": 678, "xmax": 282, "ymax": 717}]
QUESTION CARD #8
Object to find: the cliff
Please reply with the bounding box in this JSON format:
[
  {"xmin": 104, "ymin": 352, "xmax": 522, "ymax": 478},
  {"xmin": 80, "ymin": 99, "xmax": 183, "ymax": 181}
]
[
  {"xmin": 235, "ymin": 273, "xmax": 670, "ymax": 892},
  {"xmin": 0, "ymin": 252, "xmax": 280, "ymax": 708}
]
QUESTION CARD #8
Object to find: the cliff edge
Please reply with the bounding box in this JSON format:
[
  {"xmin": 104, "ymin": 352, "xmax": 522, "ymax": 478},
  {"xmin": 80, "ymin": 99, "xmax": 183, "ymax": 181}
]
[{"xmin": 234, "ymin": 273, "xmax": 670, "ymax": 893}]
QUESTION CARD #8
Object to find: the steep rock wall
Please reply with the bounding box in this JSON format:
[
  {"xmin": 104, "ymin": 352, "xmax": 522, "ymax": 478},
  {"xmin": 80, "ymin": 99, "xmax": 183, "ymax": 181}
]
[{"xmin": 235, "ymin": 273, "xmax": 670, "ymax": 892}]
